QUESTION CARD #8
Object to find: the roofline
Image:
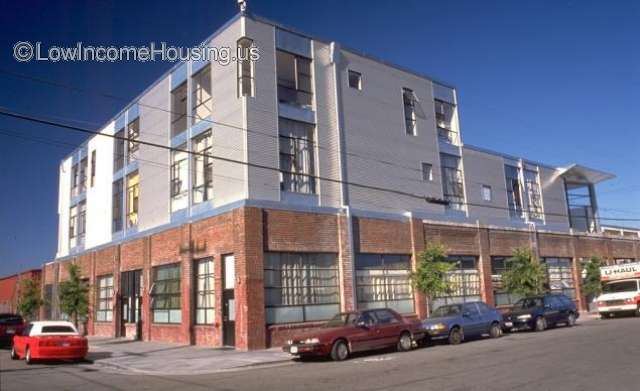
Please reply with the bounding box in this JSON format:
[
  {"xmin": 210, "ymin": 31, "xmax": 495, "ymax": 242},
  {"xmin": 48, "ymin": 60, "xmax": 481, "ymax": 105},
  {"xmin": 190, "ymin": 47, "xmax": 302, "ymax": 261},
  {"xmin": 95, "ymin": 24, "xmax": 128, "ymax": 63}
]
[
  {"xmin": 462, "ymin": 143, "xmax": 561, "ymax": 171},
  {"xmin": 0, "ymin": 268, "xmax": 42, "ymax": 281}
]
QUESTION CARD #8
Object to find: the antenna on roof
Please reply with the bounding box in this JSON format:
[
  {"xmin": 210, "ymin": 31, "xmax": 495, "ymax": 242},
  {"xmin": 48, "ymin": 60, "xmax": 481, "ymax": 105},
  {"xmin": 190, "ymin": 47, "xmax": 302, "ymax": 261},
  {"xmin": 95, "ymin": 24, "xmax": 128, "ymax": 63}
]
[{"xmin": 238, "ymin": 0, "xmax": 247, "ymax": 13}]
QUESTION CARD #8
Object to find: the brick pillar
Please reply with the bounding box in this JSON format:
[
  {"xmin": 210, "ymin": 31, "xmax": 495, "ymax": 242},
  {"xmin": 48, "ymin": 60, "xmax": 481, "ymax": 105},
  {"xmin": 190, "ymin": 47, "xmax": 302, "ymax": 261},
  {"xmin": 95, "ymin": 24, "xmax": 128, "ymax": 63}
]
[
  {"xmin": 180, "ymin": 224, "xmax": 194, "ymax": 345},
  {"xmin": 143, "ymin": 237, "xmax": 152, "ymax": 341},
  {"xmin": 477, "ymin": 227, "xmax": 495, "ymax": 307},
  {"xmin": 409, "ymin": 217, "xmax": 427, "ymax": 319},
  {"xmin": 52, "ymin": 263, "xmax": 60, "ymax": 320},
  {"xmin": 88, "ymin": 252, "xmax": 96, "ymax": 336},
  {"xmin": 233, "ymin": 207, "xmax": 266, "ymax": 350},
  {"xmin": 337, "ymin": 212, "xmax": 355, "ymax": 312},
  {"xmin": 113, "ymin": 246, "xmax": 121, "ymax": 338},
  {"xmin": 570, "ymin": 236, "xmax": 586, "ymax": 312}
]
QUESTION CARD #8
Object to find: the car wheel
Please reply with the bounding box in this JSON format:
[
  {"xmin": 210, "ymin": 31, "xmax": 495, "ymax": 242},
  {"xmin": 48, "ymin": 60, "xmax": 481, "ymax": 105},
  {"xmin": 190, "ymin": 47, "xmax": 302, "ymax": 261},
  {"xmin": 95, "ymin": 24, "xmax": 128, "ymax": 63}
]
[
  {"xmin": 567, "ymin": 313, "xmax": 576, "ymax": 327},
  {"xmin": 535, "ymin": 316, "xmax": 547, "ymax": 332},
  {"xmin": 448, "ymin": 328, "xmax": 463, "ymax": 345},
  {"xmin": 489, "ymin": 323, "xmax": 502, "ymax": 338},
  {"xmin": 330, "ymin": 340, "xmax": 349, "ymax": 361},
  {"xmin": 25, "ymin": 347, "xmax": 33, "ymax": 365},
  {"xmin": 397, "ymin": 332, "xmax": 412, "ymax": 352},
  {"xmin": 10, "ymin": 346, "xmax": 18, "ymax": 360}
]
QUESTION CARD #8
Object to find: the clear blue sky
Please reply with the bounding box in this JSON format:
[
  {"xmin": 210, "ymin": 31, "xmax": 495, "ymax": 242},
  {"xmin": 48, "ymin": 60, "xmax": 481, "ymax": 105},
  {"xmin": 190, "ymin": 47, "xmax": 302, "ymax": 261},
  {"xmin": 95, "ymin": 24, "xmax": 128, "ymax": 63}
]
[{"xmin": 0, "ymin": 0, "xmax": 638, "ymax": 276}]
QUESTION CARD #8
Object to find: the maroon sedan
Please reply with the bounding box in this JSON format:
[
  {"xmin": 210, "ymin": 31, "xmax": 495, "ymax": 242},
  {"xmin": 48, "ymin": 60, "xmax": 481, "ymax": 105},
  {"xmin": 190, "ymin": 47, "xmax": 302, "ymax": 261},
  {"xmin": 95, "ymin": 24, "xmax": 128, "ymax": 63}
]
[
  {"xmin": 0, "ymin": 314, "xmax": 25, "ymax": 346},
  {"xmin": 283, "ymin": 308, "xmax": 422, "ymax": 361}
]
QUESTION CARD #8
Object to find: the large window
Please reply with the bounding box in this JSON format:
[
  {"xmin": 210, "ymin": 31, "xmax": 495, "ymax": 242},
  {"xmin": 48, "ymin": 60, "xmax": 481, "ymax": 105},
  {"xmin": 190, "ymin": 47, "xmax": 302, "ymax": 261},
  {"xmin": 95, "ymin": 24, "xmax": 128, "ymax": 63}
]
[
  {"xmin": 90, "ymin": 150, "xmax": 96, "ymax": 187},
  {"xmin": 69, "ymin": 204, "xmax": 77, "ymax": 240},
  {"xmin": 192, "ymin": 65, "xmax": 212, "ymax": 122},
  {"xmin": 565, "ymin": 182, "xmax": 596, "ymax": 232},
  {"xmin": 264, "ymin": 252, "xmax": 339, "ymax": 324},
  {"xmin": 433, "ymin": 256, "xmax": 481, "ymax": 309},
  {"xmin": 195, "ymin": 258, "xmax": 215, "ymax": 325},
  {"xmin": 402, "ymin": 88, "xmax": 417, "ymax": 135},
  {"xmin": 491, "ymin": 257, "xmax": 521, "ymax": 306},
  {"xmin": 151, "ymin": 264, "xmax": 181, "ymax": 324},
  {"xmin": 78, "ymin": 157, "xmax": 88, "ymax": 194},
  {"xmin": 68, "ymin": 201, "xmax": 86, "ymax": 247},
  {"xmin": 71, "ymin": 163, "xmax": 79, "ymax": 196},
  {"xmin": 127, "ymin": 118, "xmax": 140, "ymax": 163},
  {"xmin": 524, "ymin": 169, "xmax": 543, "ymax": 220},
  {"xmin": 542, "ymin": 258, "xmax": 575, "ymax": 298},
  {"xmin": 192, "ymin": 131, "xmax": 213, "ymax": 204},
  {"xmin": 171, "ymin": 145, "xmax": 189, "ymax": 211},
  {"xmin": 355, "ymin": 254, "xmax": 414, "ymax": 314},
  {"xmin": 440, "ymin": 153, "xmax": 465, "ymax": 210},
  {"xmin": 96, "ymin": 275, "xmax": 114, "ymax": 322},
  {"xmin": 276, "ymin": 50, "xmax": 312, "ymax": 108},
  {"xmin": 279, "ymin": 118, "xmax": 316, "ymax": 194},
  {"xmin": 112, "ymin": 179, "xmax": 123, "ymax": 233},
  {"xmin": 171, "ymin": 82, "xmax": 188, "ymax": 137},
  {"xmin": 434, "ymin": 99, "xmax": 457, "ymax": 144},
  {"xmin": 126, "ymin": 171, "xmax": 139, "ymax": 228},
  {"xmin": 114, "ymin": 128, "xmax": 125, "ymax": 172},
  {"xmin": 237, "ymin": 37, "xmax": 254, "ymax": 97},
  {"xmin": 505, "ymin": 165, "xmax": 523, "ymax": 219}
]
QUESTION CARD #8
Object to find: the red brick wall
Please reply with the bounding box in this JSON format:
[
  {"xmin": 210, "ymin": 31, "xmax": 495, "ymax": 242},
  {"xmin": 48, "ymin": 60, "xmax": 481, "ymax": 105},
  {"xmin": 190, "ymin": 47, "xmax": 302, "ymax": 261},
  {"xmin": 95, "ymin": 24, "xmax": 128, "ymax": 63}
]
[
  {"xmin": 489, "ymin": 230, "xmax": 530, "ymax": 256},
  {"xmin": 264, "ymin": 209, "xmax": 339, "ymax": 252},
  {"xmin": 575, "ymin": 237, "xmax": 608, "ymax": 258},
  {"xmin": 610, "ymin": 239, "xmax": 636, "ymax": 258},
  {"xmin": 358, "ymin": 217, "xmax": 412, "ymax": 254},
  {"xmin": 150, "ymin": 227, "xmax": 183, "ymax": 266},
  {"xmin": 120, "ymin": 239, "xmax": 145, "ymax": 271},
  {"xmin": 424, "ymin": 225, "xmax": 480, "ymax": 255},
  {"xmin": 538, "ymin": 234, "xmax": 573, "ymax": 258}
]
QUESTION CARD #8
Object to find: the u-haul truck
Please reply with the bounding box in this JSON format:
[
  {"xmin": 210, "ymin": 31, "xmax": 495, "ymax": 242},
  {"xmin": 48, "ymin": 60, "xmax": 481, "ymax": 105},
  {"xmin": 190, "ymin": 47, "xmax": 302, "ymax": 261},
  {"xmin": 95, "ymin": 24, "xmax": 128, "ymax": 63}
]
[{"xmin": 596, "ymin": 262, "xmax": 640, "ymax": 318}]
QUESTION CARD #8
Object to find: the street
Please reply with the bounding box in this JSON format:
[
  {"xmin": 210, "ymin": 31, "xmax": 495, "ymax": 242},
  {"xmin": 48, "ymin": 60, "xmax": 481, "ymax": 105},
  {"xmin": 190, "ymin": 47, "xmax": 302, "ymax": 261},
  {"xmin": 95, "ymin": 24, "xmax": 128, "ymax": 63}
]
[{"xmin": 1, "ymin": 316, "xmax": 639, "ymax": 391}]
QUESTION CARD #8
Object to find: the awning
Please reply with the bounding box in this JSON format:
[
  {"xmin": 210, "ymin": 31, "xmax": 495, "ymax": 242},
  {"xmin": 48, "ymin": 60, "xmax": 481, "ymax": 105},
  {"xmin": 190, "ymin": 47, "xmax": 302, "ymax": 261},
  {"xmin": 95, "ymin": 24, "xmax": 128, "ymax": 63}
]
[{"xmin": 559, "ymin": 164, "xmax": 615, "ymax": 184}]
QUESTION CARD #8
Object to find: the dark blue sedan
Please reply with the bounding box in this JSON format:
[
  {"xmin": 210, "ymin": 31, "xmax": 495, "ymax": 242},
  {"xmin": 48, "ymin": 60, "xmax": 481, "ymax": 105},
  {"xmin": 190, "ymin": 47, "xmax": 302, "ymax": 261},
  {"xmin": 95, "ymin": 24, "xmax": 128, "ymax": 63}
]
[{"xmin": 420, "ymin": 301, "xmax": 503, "ymax": 345}]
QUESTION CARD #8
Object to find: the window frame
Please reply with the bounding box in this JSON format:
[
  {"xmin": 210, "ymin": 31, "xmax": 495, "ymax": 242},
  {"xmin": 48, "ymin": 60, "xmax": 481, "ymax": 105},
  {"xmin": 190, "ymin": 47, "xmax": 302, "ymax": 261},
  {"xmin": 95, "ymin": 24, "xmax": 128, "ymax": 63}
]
[
  {"xmin": 90, "ymin": 150, "xmax": 96, "ymax": 187},
  {"xmin": 96, "ymin": 275, "xmax": 114, "ymax": 322},
  {"xmin": 151, "ymin": 263, "xmax": 182, "ymax": 324},
  {"xmin": 348, "ymin": 70, "xmax": 362, "ymax": 90},
  {"xmin": 355, "ymin": 254, "xmax": 415, "ymax": 314},
  {"xmin": 402, "ymin": 88, "xmax": 417, "ymax": 136},
  {"xmin": 440, "ymin": 153, "xmax": 465, "ymax": 209},
  {"xmin": 113, "ymin": 128, "xmax": 125, "ymax": 172},
  {"xmin": 276, "ymin": 49, "xmax": 313, "ymax": 108},
  {"xmin": 112, "ymin": 179, "xmax": 124, "ymax": 233},
  {"xmin": 127, "ymin": 118, "xmax": 140, "ymax": 163},
  {"xmin": 170, "ymin": 144, "xmax": 189, "ymax": 211},
  {"xmin": 482, "ymin": 184, "xmax": 492, "ymax": 202},
  {"xmin": 192, "ymin": 131, "xmax": 213, "ymax": 204},
  {"xmin": 170, "ymin": 82, "xmax": 188, "ymax": 137},
  {"xmin": 126, "ymin": 171, "xmax": 139, "ymax": 228},
  {"xmin": 191, "ymin": 65, "xmax": 212, "ymax": 122},
  {"xmin": 194, "ymin": 258, "xmax": 215, "ymax": 325},
  {"xmin": 421, "ymin": 162, "xmax": 433, "ymax": 182},
  {"xmin": 237, "ymin": 37, "xmax": 255, "ymax": 98},
  {"xmin": 278, "ymin": 118, "xmax": 317, "ymax": 194}
]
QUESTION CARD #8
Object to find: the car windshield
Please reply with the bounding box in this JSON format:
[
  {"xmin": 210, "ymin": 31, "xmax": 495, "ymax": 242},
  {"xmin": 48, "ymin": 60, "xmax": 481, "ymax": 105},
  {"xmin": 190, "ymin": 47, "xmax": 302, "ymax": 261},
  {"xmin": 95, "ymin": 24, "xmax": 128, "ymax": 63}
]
[
  {"xmin": 0, "ymin": 315, "xmax": 22, "ymax": 325},
  {"xmin": 603, "ymin": 281, "xmax": 638, "ymax": 293},
  {"xmin": 513, "ymin": 298, "xmax": 543, "ymax": 309},
  {"xmin": 431, "ymin": 304, "xmax": 463, "ymax": 317},
  {"xmin": 324, "ymin": 313, "xmax": 357, "ymax": 327}
]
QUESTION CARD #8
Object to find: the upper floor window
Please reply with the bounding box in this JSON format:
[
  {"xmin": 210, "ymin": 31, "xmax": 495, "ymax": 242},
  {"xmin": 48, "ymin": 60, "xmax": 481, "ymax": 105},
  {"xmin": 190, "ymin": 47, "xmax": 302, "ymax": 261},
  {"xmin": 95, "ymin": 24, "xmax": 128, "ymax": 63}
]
[
  {"xmin": 126, "ymin": 171, "xmax": 139, "ymax": 228},
  {"xmin": 69, "ymin": 201, "xmax": 86, "ymax": 247},
  {"xmin": 171, "ymin": 145, "xmax": 189, "ymax": 212},
  {"xmin": 90, "ymin": 150, "xmax": 96, "ymax": 187},
  {"xmin": 114, "ymin": 128, "xmax": 125, "ymax": 172},
  {"xmin": 192, "ymin": 65, "xmax": 212, "ymax": 122},
  {"xmin": 402, "ymin": 88, "xmax": 417, "ymax": 136},
  {"xmin": 440, "ymin": 153, "xmax": 464, "ymax": 210},
  {"xmin": 171, "ymin": 82, "xmax": 188, "ymax": 137},
  {"xmin": 112, "ymin": 179, "xmax": 123, "ymax": 233},
  {"xmin": 434, "ymin": 99, "xmax": 457, "ymax": 144},
  {"xmin": 482, "ymin": 185, "xmax": 492, "ymax": 202},
  {"xmin": 348, "ymin": 70, "xmax": 362, "ymax": 90},
  {"xmin": 70, "ymin": 163, "xmax": 79, "ymax": 196},
  {"xmin": 505, "ymin": 165, "xmax": 523, "ymax": 219},
  {"xmin": 276, "ymin": 50, "xmax": 312, "ymax": 108},
  {"xmin": 78, "ymin": 158, "xmax": 88, "ymax": 194},
  {"xmin": 127, "ymin": 118, "xmax": 140, "ymax": 163},
  {"xmin": 279, "ymin": 118, "xmax": 316, "ymax": 194},
  {"xmin": 237, "ymin": 37, "xmax": 254, "ymax": 97},
  {"xmin": 192, "ymin": 131, "xmax": 213, "ymax": 204},
  {"xmin": 524, "ymin": 169, "xmax": 543, "ymax": 220},
  {"xmin": 421, "ymin": 162, "xmax": 433, "ymax": 181},
  {"xmin": 565, "ymin": 182, "xmax": 597, "ymax": 233}
]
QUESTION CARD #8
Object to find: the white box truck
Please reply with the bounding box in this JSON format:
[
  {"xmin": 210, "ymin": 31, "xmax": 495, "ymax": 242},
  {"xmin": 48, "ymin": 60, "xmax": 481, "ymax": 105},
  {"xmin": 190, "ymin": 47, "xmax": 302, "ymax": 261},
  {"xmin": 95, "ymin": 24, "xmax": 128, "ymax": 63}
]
[{"xmin": 596, "ymin": 262, "xmax": 640, "ymax": 318}]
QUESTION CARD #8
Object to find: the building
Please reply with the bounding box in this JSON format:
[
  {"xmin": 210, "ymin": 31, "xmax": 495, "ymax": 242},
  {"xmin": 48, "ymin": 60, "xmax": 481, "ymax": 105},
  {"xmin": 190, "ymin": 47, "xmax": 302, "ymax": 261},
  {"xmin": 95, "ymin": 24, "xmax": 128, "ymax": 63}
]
[
  {"xmin": 42, "ymin": 12, "xmax": 639, "ymax": 350},
  {"xmin": 0, "ymin": 269, "xmax": 42, "ymax": 314}
]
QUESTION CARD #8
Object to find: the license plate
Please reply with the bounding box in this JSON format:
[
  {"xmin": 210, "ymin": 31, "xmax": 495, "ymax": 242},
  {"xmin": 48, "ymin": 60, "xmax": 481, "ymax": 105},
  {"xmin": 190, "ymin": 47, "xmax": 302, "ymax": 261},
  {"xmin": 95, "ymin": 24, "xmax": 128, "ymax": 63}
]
[
  {"xmin": 290, "ymin": 346, "xmax": 298, "ymax": 354},
  {"xmin": 505, "ymin": 322, "xmax": 513, "ymax": 327},
  {"xmin": 59, "ymin": 342, "xmax": 71, "ymax": 347},
  {"xmin": 6, "ymin": 329, "xmax": 15, "ymax": 334},
  {"xmin": 610, "ymin": 308, "xmax": 622, "ymax": 312}
]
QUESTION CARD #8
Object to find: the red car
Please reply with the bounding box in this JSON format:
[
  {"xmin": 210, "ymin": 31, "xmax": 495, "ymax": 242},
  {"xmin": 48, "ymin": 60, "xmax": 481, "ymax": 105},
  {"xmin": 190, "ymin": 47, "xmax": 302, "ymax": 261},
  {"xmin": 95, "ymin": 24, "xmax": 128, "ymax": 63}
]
[
  {"xmin": 0, "ymin": 314, "xmax": 25, "ymax": 346},
  {"xmin": 11, "ymin": 321, "xmax": 88, "ymax": 364},
  {"xmin": 283, "ymin": 308, "xmax": 422, "ymax": 361}
]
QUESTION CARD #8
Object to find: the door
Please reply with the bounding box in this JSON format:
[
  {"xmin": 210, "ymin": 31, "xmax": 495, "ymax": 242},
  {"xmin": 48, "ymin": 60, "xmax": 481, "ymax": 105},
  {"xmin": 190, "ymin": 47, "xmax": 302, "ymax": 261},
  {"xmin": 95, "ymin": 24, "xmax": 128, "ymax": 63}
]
[
  {"xmin": 351, "ymin": 311, "xmax": 378, "ymax": 352},
  {"xmin": 461, "ymin": 303, "xmax": 484, "ymax": 337},
  {"xmin": 222, "ymin": 255, "xmax": 236, "ymax": 347},
  {"xmin": 373, "ymin": 309, "xmax": 403, "ymax": 347},
  {"xmin": 543, "ymin": 296, "xmax": 561, "ymax": 325},
  {"xmin": 120, "ymin": 269, "xmax": 142, "ymax": 338}
]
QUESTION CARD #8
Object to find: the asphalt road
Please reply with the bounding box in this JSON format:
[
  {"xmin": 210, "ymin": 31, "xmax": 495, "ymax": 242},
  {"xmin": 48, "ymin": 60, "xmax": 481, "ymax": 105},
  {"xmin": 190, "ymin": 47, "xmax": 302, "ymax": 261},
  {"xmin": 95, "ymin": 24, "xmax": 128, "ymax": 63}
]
[{"xmin": 2, "ymin": 316, "xmax": 639, "ymax": 391}]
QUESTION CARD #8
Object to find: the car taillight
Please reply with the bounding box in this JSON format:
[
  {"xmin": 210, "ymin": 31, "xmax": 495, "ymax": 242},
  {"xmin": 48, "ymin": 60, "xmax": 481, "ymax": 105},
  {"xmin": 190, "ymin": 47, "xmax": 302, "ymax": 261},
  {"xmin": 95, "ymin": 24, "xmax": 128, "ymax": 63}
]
[{"xmin": 39, "ymin": 339, "xmax": 57, "ymax": 347}]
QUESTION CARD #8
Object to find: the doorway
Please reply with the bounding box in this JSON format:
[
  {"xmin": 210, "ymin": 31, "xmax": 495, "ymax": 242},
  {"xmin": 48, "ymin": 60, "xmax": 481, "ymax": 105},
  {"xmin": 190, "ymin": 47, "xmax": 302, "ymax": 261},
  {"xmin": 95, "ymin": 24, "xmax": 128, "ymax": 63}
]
[
  {"xmin": 120, "ymin": 269, "xmax": 142, "ymax": 339},
  {"xmin": 222, "ymin": 254, "xmax": 236, "ymax": 347}
]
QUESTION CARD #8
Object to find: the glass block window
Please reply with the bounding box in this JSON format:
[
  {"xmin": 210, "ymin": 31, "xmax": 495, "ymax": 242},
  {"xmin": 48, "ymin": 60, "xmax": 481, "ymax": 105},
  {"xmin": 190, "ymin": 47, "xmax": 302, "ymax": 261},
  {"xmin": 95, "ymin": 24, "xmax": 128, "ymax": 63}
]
[
  {"xmin": 355, "ymin": 254, "xmax": 414, "ymax": 314},
  {"xmin": 542, "ymin": 258, "xmax": 575, "ymax": 298},
  {"xmin": 151, "ymin": 263, "xmax": 181, "ymax": 324},
  {"xmin": 195, "ymin": 258, "xmax": 215, "ymax": 325}
]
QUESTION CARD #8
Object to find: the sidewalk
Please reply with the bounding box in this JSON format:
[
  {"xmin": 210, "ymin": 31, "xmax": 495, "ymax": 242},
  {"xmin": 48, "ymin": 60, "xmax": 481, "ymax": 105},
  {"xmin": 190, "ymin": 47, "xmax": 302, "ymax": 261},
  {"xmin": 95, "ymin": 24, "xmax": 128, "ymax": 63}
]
[{"xmin": 86, "ymin": 337, "xmax": 293, "ymax": 375}]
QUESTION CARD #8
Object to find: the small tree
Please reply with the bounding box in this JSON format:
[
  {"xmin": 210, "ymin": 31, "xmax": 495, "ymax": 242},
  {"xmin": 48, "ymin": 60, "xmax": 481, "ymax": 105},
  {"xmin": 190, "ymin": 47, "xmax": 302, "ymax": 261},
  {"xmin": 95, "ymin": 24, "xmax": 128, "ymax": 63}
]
[
  {"xmin": 17, "ymin": 278, "xmax": 43, "ymax": 321},
  {"xmin": 410, "ymin": 243, "xmax": 456, "ymax": 315},
  {"xmin": 58, "ymin": 264, "xmax": 89, "ymax": 328},
  {"xmin": 502, "ymin": 248, "xmax": 546, "ymax": 297},
  {"xmin": 582, "ymin": 256, "xmax": 604, "ymax": 298}
]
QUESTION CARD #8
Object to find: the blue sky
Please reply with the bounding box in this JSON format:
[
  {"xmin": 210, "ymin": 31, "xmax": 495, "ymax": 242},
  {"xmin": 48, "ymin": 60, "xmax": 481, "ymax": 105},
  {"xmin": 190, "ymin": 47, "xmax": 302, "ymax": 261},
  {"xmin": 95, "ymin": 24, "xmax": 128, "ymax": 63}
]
[{"xmin": 0, "ymin": 0, "xmax": 638, "ymax": 276}]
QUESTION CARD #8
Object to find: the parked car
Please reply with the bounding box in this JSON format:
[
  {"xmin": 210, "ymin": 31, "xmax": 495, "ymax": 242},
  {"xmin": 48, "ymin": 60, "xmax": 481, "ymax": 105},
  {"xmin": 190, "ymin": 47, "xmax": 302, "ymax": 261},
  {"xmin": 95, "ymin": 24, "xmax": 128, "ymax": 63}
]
[
  {"xmin": 595, "ymin": 278, "xmax": 640, "ymax": 318},
  {"xmin": 0, "ymin": 314, "xmax": 25, "ymax": 346},
  {"xmin": 283, "ymin": 308, "xmax": 422, "ymax": 361},
  {"xmin": 11, "ymin": 321, "xmax": 88, "ymax": 364},
  {"xmin": 503, "ymin": 293, "xmax": 579, "ymax": 332},
  {"xmin": 419, "ymin": 301, "xmax": 503, "ymax": 345}
]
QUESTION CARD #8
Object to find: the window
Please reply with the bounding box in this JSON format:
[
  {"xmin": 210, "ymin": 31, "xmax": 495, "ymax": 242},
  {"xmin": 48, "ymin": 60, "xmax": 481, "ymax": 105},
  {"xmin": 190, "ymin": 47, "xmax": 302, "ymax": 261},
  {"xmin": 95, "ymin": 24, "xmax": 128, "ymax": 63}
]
[
  {"xmin": 68, "ymin": 201, "xmax": 86, "ymax": 248},
  {"xmin": 69, "ymin": 204, "xmax": 77, "ymax": 240},
  {"xmin": 433, "ymin": 256, "xmax": 480, "ymax": 309},
  {"xmin": 490, "ymin": 256, "xmax": 521, "ymax": 306},
  {"xmin": 434, "ymin": 99, "xmax": 457, "ymax": 144},
  {"xmin": 127, "ymin": 118, "xmax": 140, "ymax": 163},
  {"xmin": 192, "ymin": 65, "xmax": 212, "ymax": 122},
  {"xmin": 348, "ymin": 70, "xmax": 362, "ymax": 90},
  {"xmin": 192, "ymin": 131, "xmax": 213, "ymax": 204},
  {"xmin": 42, "ymin": 326, "xmax": 75, "ymax": 334},
  {"xmin": 565, "ymin": 182, "xmax": 596, "ymax": 232},
  {"xmin": 195, "ymin": 258, "xmax": 215, "ymax": 325},
  {"xmin": 264, "ymin": 252, "xmax": 339, "ymax": 324},
  {"xmin": 77, "ymin": 201, "xmax": 86, "ymax": 239},
  {"xmin": 374, "ymin": 309, "xmax": 400, "ymax": 324},
  {"xmin": 151, "ymin": 263, "xmax": 181, "ymax": 324},
  {"xmin": 96, "ymin": 275, "xmax": 113, "ymax": 322},
  {"xmin": 524, "ymin": 169, "xmax": 543, "ymax": 220},
  {"xmin": 542, "ymin": 258, "xmax": 575, "ymax": 298},
  {"xmin": 421, "ymin": 163, "xmax": 433, "ymax": 181},
  {"xmin": 276, "ymin": 50, "xmax": 312, "ymax": 108},
  {"xmin": 402, "ymin": 88, "xmax": 417, "ymax": 135},
  {"xmin": 505, "ymin": 165, "xmax": 523, "ymax": 219},
  {"xmin": 237, "ymin": 37, "xmax": 254, "ymax": 97},
  {"xmin": 70, "ymin": 163, "xmax": 79, "ymax": 196},
  {"xmin": 78, "ymin": 158, "xmax": 88, "ymax": 193},
  {"xmin": 171, "ymin": 82, "xmax": 188, "ymax": 137},
  {"xmin": 440, "ymin": 153, "xmax": 465, "ymax": 210},
  {"xmin": 171, "ymin": 145, "xmax": 189, "ymax": 211},
  {"xmin": 114, "ymin": 128, "xmax": 125, "ymax": 172},
  {"xmin": 126, "ymin": 171, "xmax": 139, "ymax": 228},
  {"xmin": 90, "ymin": 150, "xmax": 96, "ymax": 187},
  {"xmin": 112, "ymin": 179, "xmax": 123, "ymax": 233},
  {"xmin": 279, "ymin": 118, "xmax": 316, "ymax": 194},
  {"xmin": 482, "ymin": 185, "xmax": 492, "ymax": 202},
  {"xmin": 355, "ymin": 254, "xmax": 414, "ymax": 314}
]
